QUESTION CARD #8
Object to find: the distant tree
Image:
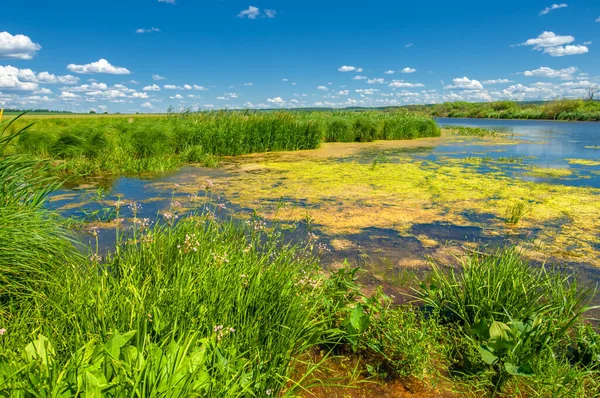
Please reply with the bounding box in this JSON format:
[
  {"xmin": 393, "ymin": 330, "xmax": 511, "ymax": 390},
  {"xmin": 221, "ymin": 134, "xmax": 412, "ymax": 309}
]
[
  {"xmin": 89, "ymin": 110, "xmax": 97, "ymax": 114},
  {"xmin": 586, "ymin": 84, "xmax": 599, "ymax": 101}
]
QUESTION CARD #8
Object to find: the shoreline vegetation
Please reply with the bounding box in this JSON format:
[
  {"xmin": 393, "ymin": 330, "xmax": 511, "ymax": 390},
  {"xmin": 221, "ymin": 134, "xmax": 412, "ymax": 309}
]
[
  {"xmin": 2, "ymin": 114, "xmax": 600, "ymax": 397},
  {"xmin": 4, "ymin": 98, "xmax": 600, "ymax": 122},
  {"xmin": 5, "ymin": 110, "xmax": 439, "ymax": 175}
]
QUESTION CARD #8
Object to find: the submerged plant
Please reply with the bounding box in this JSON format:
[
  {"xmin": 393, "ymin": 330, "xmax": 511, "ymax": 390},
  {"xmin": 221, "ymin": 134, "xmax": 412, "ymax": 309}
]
[{"xmin": 505, "ymin": 201, "xmax": 527, "ymax": 225}]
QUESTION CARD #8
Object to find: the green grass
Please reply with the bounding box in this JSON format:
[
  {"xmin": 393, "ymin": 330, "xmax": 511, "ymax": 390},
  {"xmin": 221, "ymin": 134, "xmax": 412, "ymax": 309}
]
[{"xmin": 5, "ymin": 110, "xmax": 440, "ymax": 176}]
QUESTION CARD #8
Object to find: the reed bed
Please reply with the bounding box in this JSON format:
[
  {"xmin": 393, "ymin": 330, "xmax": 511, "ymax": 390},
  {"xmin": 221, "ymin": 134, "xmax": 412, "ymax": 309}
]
[{"xmin": 6, "ymin": 110, "xmax": 440, "ymax": 175}]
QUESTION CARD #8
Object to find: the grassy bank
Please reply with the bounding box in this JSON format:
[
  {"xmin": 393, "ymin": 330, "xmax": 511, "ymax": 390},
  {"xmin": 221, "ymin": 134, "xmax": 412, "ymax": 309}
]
[
  {"xmin": 1, "ymin": 117, "xmax": 600, "ymax": 396},
  {"xmin": 5, "ymin": 110, "xmax": 439, "ymax": 175},
  {"xmin": 406, "ymin": 99, "xmax": 600, "ymax": 121}
]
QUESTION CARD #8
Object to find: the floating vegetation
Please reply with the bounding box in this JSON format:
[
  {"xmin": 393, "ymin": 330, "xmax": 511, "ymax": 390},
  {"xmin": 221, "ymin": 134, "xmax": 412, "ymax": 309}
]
[
  {"xmin": 524, "ymin": 167, "xmax": 574, "ymax": 178},
  {"xmin": 451, "ymin": 125, "xmax": 501, "ymax": 137},
  {"xmin": 567, "ymin": 158, "xmax": 600, "ymax": 167}
]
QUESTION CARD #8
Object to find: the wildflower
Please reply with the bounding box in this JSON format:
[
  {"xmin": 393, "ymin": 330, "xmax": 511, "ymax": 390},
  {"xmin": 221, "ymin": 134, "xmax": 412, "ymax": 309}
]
[
  {"xmin": 217, "ymin": 203, "xmax": 227, "ymax": 212},
  {"xmin": 0, "ymin": 328, "xmax": 6, "ymax": 336},
  {"xmin": 173, "ymin": 183, "xmax": 180, "ymax": 191},
  {"xmin": 171, "ymin": 200, "xmax": 182, "ymax": 208},
  {"xmin": 213, "ymin": 325, "xmax": 224, "ymax": 332},
  {"xmin": 229, "ymin": 327, "xmax": 235, "ymax": 333},
  {"xmin": 128, "ymin": 202, "xmax": 142, "ymax": 215},
  {"xmin": 114, "ymin": 200, "xmax": 125, "ymax": 211},
  {"xmin": 163, "ymin": 212, "xmax": 179, "ymax": 226},
  {"xmin": 205, "ymin": 179, "xmax": 215, "ymax": 190},
  {"xmin": 90, "ymin": 227, "xmax": 99, "ymax": 237},
  {"xmin": 266, "ymin": 389, "xmax": 272, "ymax": 396},
  {"xmin": 90, "ymin": 253, "xmax": 102, "ymax": 263}
]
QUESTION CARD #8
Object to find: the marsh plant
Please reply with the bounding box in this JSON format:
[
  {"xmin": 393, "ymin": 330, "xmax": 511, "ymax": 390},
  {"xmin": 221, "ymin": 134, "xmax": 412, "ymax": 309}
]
[
  {"xmin": 505, "ymin": 201, "xmax": 527, "ymax": 225},
  {"xmin": 419, "ymin": 248, "xmax": 597, "ymax": 395},
  {"xmin": 7, "ymin": 110, "xmax": 440, "ymax": 176}
]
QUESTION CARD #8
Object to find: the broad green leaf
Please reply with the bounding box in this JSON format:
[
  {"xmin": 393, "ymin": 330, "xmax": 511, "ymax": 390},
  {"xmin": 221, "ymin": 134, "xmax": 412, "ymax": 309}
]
[
  {"xmin": 349, "ymin": 304, "xmax": 370, "ymax": 333},
  {"xmin": 478, "ymin": 344, "xmax": 499, "ymax": 365},
  {"xmin": 505, "ymin": 362, "xmax": 534, "ymax": 377}
]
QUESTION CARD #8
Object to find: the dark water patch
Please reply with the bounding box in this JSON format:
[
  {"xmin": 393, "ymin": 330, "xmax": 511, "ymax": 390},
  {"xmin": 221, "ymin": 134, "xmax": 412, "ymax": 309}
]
[{"xmin": 410, "ymin": 222, "xmax": 494, "ymax": 244}]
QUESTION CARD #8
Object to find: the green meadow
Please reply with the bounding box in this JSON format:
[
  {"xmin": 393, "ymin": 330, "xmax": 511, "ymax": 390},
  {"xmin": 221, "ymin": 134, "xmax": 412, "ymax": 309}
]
[{"xmin": 1, "ymin": 112, "xmax": 600, "ymax": 397}]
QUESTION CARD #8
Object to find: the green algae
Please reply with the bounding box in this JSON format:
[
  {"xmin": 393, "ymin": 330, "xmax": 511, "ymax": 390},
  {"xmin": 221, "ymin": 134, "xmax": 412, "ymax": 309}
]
[
  {"xmin": 566, "ymin": 159, "xmax": 600, "ymax": 167},
  {"xmin": 187, "ymin": 143, "xmax": 600, "ymax": 268}
]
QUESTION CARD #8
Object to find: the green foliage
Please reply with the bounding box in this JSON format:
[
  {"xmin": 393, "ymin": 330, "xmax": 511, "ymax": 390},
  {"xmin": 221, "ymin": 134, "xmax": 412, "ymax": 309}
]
[
  {"xmin": 409, "ymin": 99, "xmax": 600, "ymax": 121},
  {"xmin": 419, "ymin": 248, "xmax": 595, "ymax": 394},
  {"xmin": 8, "ymin": 110, "xmax": 439, "ymax": 175},
  {"xmin": 505, "ymin": 201, "xmax": 527, "ymax": 225}
]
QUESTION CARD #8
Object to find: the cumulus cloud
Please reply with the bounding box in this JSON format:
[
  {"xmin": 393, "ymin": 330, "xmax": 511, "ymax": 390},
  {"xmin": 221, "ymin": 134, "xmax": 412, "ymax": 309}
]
[
  {"xmin": 405, "ymin": 43, "xmax": 413, "ymax": 48},
  {"xmin": 158, "ymin": 0, "xmax": 176, "ymax": 4},
  {"xmin": 389, "ymin": 80, "xmax": 424, "ymax": 88},
  {"xmin": 143, "ymin": 84, "xmax": 161, "ymax": 91},
  {"xmin": 540, "ymin": 4, "xmax": 567, "ymax": 15},
  {"xmin": 194, "ymin": 85, "xmax": 208, "ymax": 91},
  {"xmin": 164, "ymin": 84, "xmax": 180, "ymax": 89},
  {"xmin": 353, "ymin": 76, "xmax": 368, "ymax": 80},
  {"xmin": 0, "ymin": 31, "xmax": 41, "ymax": 60},
  {"xmin": 401, "ymin": 67, "xmax": 416, "ymax": 73},
  {"xmin": 338, "ymin": 65, "xmax": 358, "ymax": 72},
  {"xmin": 522, "ymin": 66, "xmax": 577, "ymax": 79},
  {"xmin": 0, "ymin": 66, "xmax": 39, "ymax": 90},
  {"xmin": 482, "ymin": 79, "xmax": 513, "ymax": 84},
  {"xmin": 152, "ymin": 74, "xmax": 166, "ymax": 80},
  {"xmin": 544, "ymin": 45, "xmax": 588, "ymax": 56},
  {"xmin": 238, "ymin": 6, "xmax": 261, "ymax": 19},
  {"xmin": 367, "ymin": 78, "xmax": 385, "ymax": 84},
  {"xmin": 60, "ymin": 91, "xmax": 80, "ymax": 99},
  {"xmin": 384, "ymin": 70, "xmax": 395, "ymax": 74},
  {"xmin": 317, "ymin": 85, "xmax": 329, "ymax": 91},
  {"xmin": 521, "ymin": 31, "xmax": 588, "ymax": 57},
  {"xmin": 67, "ymin": 59, "xmax": 131, "ymax": 74},
  {"xmin": 264, "ymin": 9, "xmax": 277, "ymax": 18},
  {"xmin": 444, "ymin": 77, "xmax": 484, "ymax": 90},
  {"xmin": 244, "ymin": 82, "xmax": 253, "ymax": 86},
  {"xmin": 267, "ymin": 96, "xmax": 284, "ymax": 105},
  {"xmin": 141, "ymin": 101, "xmax": 154, "ymax": 108},
  {"xmin": 136, "ymin": 27, "xmax": 160, "ymax": 34}
]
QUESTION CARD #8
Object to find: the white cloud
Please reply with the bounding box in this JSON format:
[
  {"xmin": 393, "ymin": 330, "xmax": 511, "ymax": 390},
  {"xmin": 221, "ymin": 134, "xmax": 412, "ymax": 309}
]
[
  {"xmin": 194, "ymin": 85, "xmax": 208, "ymax": 91},
  {"xmin": 0, "ymin": 32, "xmax": 41, "ymax": 60},
  {"xmin": 444, "ymin": 77, "xmax": 484, "ymax": 90},
  {"xmin": 281, "ymin": 78, "xmax": 289, "ymax": 82},
  {"xmin": 183, "ymin": 84, "xmax": 193, "ymax": 90},
  {"xmin": 337, "ymin": 90, "xmax": 350, "ymax": 95},
  {"xmin": 401, "ymin": 67, "xmax": 416, "ymax": 74},
  {"xmin": 67, "ymin": 59, "xmax": 131, "ymax": 74},
  {"xmin": 0, "ymin": 66, "xmax": 39, "ymax": 90},
  {"xmin": 540, "ymin": 4, "xmax": 567, "ymax": 15},
  {"xmin": 367, "ymin": 78, "xmax": 385, "ymax": 84},
  {"xmin": 384, "ymin": 70, "xmax": 395, "ymax": 74},
  {"xmin": 244, "ymin": 82, "xmax": 253, "ymax": 86},
  {"xmin": 353, "ymin": 76, "xmax": 368, "ymax": 80},
  {"xmin": 522, "ymin": 66, "xmax": 577, "ymax": 79},
  {"xmin": 60, "ymin": 91, "xmax": 80, "ymax": 99},
  {"xmin": 136, "ymin": 27, "xmax": 160, "ymax": 34},
  {"xmin": 132, "ymin": 92, "xmax": 149, "ymax": 99},
  {"xmin": 141, "ymin": 101, "xmax": 154, "ymax": 108},
  {"xmin": 264, "ymin": 9, "xmax": 277, "ymax": 18},
  {"xmin": 405, "ymin": 43, "xmax": 413, "ymax": 48},
  {"xmin": 143, "ymin": 84, "xmax": 161, "ymax": 91},
  {"xmin": 267, "ymin": 96, "xmax": 284, "ymax": 105},
  {"xmin": 158, "ymin": 0, "xmax": 176, "ymax": 4},
  {"xmin": 129, "ymin": 80, "xmax": 140, "ymax": 84},
  {"xmin": 356, "ymin": 68, "xmax": 363, "ymax": 73},
  {"xmin": 388, "ymin": 80, "xmax": 424, "ymax": 88},
  {"xmin": 338, "ymin": 65, "xmax": 357, "ymax": 72},
  {"xmin": 164, "ymin": 84, "xmax": 180, "ymax": 89},
  {"xmin": 482, "ymin": 79, "xmax": 513, "ymax": 84},
  {"xmin": 152, "ymin": 74, "xmax": 166, "ymax": 80},
  {"xmin": 521, "ymin": 31, "xmax": 588, "ymax": 57},
  {"xmin": 317, "ymin": 85, "xmax": 328, "ymax": 91},
  {"xmin": 543, "ymin": 45, "xmax": 588, "ymax": 56},
  {"xmin": 596, "ymin": 17, "xmax": 600, "ymax": 22},
  {"xmin": 522, "ymin": 31, "xmax": 574, "ymax": 48},
  {"xmin": 238, "ymin": 6, "xmax": 260, "ymax": 19}
]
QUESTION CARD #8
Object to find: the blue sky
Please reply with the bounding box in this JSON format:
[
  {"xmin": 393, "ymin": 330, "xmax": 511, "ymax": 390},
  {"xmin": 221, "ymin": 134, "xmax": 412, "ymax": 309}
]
[{"xmin": 1, "ymin": 0, "xmax": 599, "ymax": 113}]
